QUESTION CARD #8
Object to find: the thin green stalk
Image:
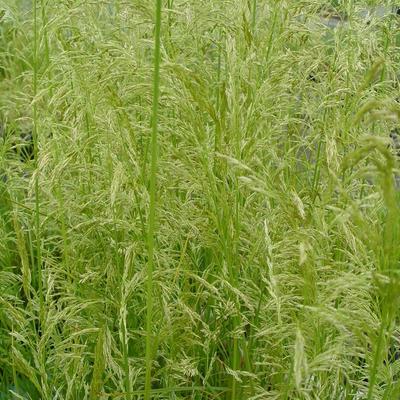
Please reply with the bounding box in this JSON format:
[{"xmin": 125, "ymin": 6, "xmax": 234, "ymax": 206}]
[
  {"xmin": 11, "ymin": 323, "xmax": 19, "ymax": 395},
  {"xmin": 213, "ymin": 29, "xmax": 223, "ymax": 174},
  {"xmin": 311, "ymin": 139, "xmax": 323, "ymax": 203},
  {"xmin": 144, "ymin": 1, "xmax": 162, "ymax": 399},
  {"xmin": 264, "ymin": 6, "xmax": 278, "ymax": 65},
  {"xmin": 33, "ymin": 2, "xmax": 49, "ymax": 397},
  {"xmin": 33, "ymin": 0, "xmax": 43, "ymax": 329},
  {"xmin": 40, "ymin": 0, "xmax": 52, "ymax": 97},
  {"xmin": 367, "ymin": 318, "xmax": 385, "ymax": 400},
  {"xmin": 251, "ymin": 0, "xmax": 257, "ymax": 33}
]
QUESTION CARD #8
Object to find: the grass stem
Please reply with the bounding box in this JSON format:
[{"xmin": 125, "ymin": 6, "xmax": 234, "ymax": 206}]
[{"xmin": 144, "ymin": 1, "xmax": 162, "ymax": 398}]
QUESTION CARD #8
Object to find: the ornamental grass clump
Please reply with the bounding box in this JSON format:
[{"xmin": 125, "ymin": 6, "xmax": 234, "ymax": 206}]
[{"xmin": 0, "ymin": 1, "xmax": 400, "ymax": 399}]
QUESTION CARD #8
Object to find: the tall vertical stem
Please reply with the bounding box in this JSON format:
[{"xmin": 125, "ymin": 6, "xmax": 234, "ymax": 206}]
[
  {"xmin": 33, "ymin": 0, "xmax": 43, "ymax": 327},
  {"xmin": 251, "ymin": 0, "xmax": 257, "ymax": 33},
  {"xmin": 144, "ymin": 1, "xmax": 162, "ymax": 399}
]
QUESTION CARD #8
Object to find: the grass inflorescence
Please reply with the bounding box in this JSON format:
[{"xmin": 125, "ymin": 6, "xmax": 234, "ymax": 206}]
[{"xmin": 0, "ymin": 1, "xmax": 400, "ymax": 399}]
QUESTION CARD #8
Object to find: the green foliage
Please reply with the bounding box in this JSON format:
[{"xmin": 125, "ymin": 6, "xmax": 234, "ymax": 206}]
[{"xmin": 0, "ymin": 1, "xmax": 400, "ymax": 399}]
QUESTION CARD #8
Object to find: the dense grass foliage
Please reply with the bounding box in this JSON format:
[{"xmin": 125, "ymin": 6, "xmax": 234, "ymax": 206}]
[{"xmin": 1, "ymin": 1, "xmax": 400, "ymax": 399}]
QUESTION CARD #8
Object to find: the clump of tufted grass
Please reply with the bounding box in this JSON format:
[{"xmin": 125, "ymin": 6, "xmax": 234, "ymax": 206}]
[{"xmin": 0, "ymin": 1, "xmax": 400, "ymax": 399}]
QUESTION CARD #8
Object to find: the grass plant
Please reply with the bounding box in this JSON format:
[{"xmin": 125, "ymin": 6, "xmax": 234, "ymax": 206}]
[{"xmin": 0, "ymin": 1, "xmax": 400, "ymax": 399}]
